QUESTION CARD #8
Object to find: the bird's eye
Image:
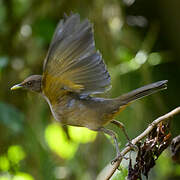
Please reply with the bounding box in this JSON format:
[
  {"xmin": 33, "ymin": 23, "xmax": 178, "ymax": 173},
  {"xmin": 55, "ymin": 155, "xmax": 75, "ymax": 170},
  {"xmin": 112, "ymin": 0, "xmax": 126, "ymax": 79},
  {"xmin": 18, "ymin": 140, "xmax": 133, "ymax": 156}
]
[{"xmin": 26, "ymin": 81, "xmax": 32, "ymax": 86}]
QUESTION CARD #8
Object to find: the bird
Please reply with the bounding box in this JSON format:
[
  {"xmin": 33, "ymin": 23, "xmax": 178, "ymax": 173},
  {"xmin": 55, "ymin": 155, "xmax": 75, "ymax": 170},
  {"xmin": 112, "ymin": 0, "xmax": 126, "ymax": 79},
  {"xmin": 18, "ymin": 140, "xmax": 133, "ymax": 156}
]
[{"xmin": 11, "ymin": 13, "xmax": 168, "ymax": 163}]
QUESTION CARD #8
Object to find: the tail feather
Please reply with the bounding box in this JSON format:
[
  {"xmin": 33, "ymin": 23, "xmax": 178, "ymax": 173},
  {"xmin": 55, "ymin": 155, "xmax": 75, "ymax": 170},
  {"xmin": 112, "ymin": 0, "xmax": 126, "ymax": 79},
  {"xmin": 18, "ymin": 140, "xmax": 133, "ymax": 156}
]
[{"xmin": 115, "ymin": 80, "xmax": 168, "ymax": 105}]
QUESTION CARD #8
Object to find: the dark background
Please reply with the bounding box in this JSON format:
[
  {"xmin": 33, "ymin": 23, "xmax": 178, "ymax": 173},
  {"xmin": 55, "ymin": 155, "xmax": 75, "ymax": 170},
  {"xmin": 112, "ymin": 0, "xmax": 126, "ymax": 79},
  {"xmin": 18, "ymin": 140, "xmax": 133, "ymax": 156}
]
[{"xmin": 0, "ymin": 0, "xmax": 180, "ymax": 179}]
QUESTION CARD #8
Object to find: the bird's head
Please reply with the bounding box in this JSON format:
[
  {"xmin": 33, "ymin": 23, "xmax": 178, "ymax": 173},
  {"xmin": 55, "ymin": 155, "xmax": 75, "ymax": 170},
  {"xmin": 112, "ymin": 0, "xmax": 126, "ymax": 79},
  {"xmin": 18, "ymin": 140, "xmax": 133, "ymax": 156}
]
[{"xmin": 11, "ymin": 75, "xmax": 42, "ymax": 93}]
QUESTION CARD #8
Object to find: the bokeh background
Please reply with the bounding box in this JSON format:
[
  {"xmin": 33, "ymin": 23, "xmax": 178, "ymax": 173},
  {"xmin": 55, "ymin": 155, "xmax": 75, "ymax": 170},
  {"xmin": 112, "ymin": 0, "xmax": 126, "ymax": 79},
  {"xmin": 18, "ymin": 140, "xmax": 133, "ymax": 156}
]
[{"xmin": 0, "ymin": 0, "xmax": 180, "ymax": 179}]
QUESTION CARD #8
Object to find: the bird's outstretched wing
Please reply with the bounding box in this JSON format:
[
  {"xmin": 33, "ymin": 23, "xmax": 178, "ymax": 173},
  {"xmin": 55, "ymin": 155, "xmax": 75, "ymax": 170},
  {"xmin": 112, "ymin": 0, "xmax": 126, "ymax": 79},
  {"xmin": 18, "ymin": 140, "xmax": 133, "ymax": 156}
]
[{"xmin": 42, "ymin": 13, "xmax": 111, "ymax": 100}]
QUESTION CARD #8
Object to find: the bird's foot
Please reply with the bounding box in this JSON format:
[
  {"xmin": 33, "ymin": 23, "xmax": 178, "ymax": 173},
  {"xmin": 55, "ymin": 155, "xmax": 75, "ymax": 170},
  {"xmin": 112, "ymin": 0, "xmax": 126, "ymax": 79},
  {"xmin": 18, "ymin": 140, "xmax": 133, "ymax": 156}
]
[
  {"xmin": 111, "ymin": 152, "xmax": 129, "ymax": 165},
  {"xmin": 126, "ymin": 141, "xmax": 138, "ymax": 151}
]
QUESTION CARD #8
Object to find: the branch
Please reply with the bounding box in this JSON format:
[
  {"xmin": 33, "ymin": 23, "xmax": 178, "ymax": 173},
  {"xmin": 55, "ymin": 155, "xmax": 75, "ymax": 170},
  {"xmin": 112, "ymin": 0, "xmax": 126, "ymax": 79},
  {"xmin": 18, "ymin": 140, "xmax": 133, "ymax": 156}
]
[{"xmin": 97, "ymin": 107, "xmax": 180, "ymax": 180}]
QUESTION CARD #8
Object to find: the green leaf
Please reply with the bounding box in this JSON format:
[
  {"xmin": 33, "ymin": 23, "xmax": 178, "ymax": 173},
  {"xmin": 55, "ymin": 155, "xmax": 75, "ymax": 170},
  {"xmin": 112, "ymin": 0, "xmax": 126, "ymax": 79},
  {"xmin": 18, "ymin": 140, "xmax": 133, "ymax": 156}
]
[
  {"xmin": 112, "ymin": 167, "xmax": 128, "ymax": 180},
  {"xmin": 0, "ymin": 56, "xmax": 9, "ymax": 70},
  {"xmin": 0, "ymin": 102, "xmax": 24, "ymax": 133},
  {"xmin": 33, "ymin": 18, "xmax": 56, "ymax": 45},
  {"xmin": 12, "ymin": 172, "xmax": 34, "ymax": 180},
  {"xmin": 8, "ymin": 145, "xmax": 26, "ymax": 164},
  {"xmin": 12, "ymin": 0, "xmax": 30, "ymax": 18},
  {"xmin": 68, "ymin": 126, "xmax": 97, "ymax": 143},
  {"xmin": 45, "ymin": 123, "xmax": 78, "ymax": 159},
  {"xmin": 0, "ymin": 155, "xmax": 10, "ymax": 171}
]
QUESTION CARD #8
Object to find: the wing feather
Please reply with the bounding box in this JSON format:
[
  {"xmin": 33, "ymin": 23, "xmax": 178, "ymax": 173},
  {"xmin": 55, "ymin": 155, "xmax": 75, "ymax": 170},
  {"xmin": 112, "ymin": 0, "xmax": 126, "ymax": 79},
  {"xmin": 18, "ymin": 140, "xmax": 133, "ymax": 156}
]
[{"xmin": 42, "ymin": 13, "xmax": 111, "ymax": 100}]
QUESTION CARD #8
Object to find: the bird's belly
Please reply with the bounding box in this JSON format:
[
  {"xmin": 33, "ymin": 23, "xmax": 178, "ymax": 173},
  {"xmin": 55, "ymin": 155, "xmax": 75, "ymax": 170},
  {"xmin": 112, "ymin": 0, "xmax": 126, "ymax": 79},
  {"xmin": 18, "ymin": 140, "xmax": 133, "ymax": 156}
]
[
  {"xmin": 52, "ymin": 101, "xmax": 101, "ymax": 130},
  {"xmin": 43, "ymin": 95, "xmax": 111, "ymax": 130}
]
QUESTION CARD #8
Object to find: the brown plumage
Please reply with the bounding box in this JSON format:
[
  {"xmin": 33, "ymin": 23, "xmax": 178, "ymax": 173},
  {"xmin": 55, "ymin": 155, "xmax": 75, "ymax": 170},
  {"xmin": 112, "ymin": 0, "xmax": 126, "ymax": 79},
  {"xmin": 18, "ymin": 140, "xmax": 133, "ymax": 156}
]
[{"xmin": 11, "ymin": 13, "xmax": 168, "ymax": 162}]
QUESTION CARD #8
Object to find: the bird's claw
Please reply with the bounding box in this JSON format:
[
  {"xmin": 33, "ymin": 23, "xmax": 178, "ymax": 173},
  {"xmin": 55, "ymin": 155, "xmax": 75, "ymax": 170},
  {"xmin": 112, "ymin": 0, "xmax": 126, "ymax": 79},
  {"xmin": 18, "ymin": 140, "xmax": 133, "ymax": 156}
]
[
  {"xmin": 111, "ymin": 153, "xmax": 129, "ymax": 165},
  {"xmin": 126, "ymin": 141, "xmax": 138, "ymax": 151}
]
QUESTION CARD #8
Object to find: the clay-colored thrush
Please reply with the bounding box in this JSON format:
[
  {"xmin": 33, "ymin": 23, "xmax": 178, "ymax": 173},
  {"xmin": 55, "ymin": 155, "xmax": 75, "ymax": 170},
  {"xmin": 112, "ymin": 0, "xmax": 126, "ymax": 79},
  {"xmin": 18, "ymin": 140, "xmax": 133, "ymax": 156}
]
[{"xmin": 11, "ymin": 13, "xmax": 168, "ymax": 162}]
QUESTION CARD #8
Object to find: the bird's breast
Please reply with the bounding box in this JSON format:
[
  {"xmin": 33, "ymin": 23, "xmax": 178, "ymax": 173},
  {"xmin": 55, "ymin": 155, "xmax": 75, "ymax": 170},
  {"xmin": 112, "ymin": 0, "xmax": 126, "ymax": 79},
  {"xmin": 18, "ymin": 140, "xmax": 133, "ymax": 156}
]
[{"xmin": 52, "ymin": 98, "xmax": 98, "ymax": 128}]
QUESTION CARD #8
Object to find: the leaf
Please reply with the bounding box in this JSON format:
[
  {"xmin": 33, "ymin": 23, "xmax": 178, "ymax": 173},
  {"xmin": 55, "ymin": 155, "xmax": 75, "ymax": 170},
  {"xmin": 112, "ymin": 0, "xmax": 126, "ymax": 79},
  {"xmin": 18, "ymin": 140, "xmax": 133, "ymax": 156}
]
[
  {"xmin": 0, "ymin": 102, "xmax": 25, "ymax": 133},
  {"xmin": 112, "ymin": 167, "xmax": 128, "ymax": 180}
]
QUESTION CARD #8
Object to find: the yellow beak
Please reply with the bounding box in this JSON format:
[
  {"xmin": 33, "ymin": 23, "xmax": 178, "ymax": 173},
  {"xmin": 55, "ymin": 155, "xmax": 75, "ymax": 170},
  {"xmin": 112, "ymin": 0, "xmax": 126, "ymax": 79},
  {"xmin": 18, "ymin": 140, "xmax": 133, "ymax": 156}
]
[{"xmin": 11, "ymin": 84, "xmax": 23, "ymax": 90}]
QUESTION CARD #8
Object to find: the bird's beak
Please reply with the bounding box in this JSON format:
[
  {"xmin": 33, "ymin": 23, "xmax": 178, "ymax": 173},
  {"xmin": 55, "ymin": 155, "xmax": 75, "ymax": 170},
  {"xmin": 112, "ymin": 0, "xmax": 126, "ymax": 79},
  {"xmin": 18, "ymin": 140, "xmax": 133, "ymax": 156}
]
[{"xmin": 11, "ymin": 84, "xmax": 23, "ymax": 90}]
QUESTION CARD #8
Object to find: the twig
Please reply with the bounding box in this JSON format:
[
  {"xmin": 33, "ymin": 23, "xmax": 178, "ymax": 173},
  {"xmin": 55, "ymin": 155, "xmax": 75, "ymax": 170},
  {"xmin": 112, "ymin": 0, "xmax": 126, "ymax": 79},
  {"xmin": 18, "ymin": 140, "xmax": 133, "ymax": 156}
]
[{"xmin": 97, "ymin": 107, "xmax": 180, "ymax": 180}]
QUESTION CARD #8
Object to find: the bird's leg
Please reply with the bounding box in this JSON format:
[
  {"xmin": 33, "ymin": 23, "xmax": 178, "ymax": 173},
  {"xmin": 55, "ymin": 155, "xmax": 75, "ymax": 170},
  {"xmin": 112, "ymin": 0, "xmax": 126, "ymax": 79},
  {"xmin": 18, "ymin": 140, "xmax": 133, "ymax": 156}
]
[
  {"xmin": 98, "ymin": 127, "xmax": 126, "ymax": 164},
  {"xmin": 111, "ymin": 119, "xmax": 137, "ymax": 151},
  {"xmin": 111, "ymin": 120, "xmax": 131, "ymax": 142}
]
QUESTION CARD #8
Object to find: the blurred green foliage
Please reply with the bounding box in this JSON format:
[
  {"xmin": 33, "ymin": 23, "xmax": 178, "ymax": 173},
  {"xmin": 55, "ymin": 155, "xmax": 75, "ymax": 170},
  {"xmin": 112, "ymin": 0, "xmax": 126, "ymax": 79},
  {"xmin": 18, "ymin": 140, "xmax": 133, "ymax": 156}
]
[
  {"xmin": 112, "ymin": 167, "xmax": 128, "ymax": 180},
  {"xmin": 0, "ymin": 0, "xmax": 180, "ymax": 179}
]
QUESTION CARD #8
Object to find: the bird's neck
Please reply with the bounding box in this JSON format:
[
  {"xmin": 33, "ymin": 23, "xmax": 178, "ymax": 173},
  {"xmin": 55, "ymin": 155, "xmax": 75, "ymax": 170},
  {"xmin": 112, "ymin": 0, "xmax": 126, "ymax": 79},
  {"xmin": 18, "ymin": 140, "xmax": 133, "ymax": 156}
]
[{"xmin": 31, "ymin": 75, "xmax": 43, "ymax": 93}]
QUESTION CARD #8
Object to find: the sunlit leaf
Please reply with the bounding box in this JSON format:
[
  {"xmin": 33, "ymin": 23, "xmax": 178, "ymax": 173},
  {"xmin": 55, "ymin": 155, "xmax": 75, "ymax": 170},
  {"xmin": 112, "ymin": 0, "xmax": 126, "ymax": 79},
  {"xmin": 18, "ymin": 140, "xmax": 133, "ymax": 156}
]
[
  {"xmin": 148, "ymin": 52, "xmax": 162, "ymax": 66},
  {"xmin": 12, "ymin": 172, "xmax": 34, "ymax": 180},
  {"xmin": 115, "ymin": 46, "xmax": 134, "ymax": 62},
  {"xmin": 0, "ymin": 175, "xmax": 10, "ymax": 180},
  {"xmin": 8, "ymin": 145, "xmax": 26, "ymax": 164},
  {"xmin": 0, "ymin": 155, "xmax": 10, "ymax": 171},
  {"xmin": 68, "ymin": 126, "xmax": 97, "ymax": 143},
  {"xmin": 45, "ymin": 123, "xmax": 78, "ymax": 159}
]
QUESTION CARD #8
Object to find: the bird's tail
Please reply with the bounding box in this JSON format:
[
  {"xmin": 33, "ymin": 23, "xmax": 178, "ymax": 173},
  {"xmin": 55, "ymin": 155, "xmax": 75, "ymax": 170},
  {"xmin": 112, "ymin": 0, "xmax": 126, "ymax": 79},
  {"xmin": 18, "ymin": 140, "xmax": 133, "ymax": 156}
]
[{"xmin": 114, "ymin": 80, "xmax": 168, "ymax": 106}]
